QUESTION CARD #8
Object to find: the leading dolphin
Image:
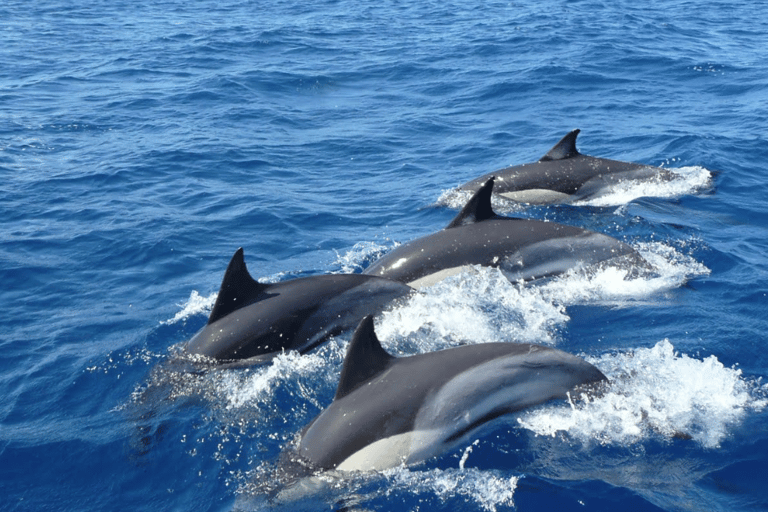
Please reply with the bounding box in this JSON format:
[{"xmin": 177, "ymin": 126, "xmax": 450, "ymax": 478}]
[
  {"xmin": 182, "ymin": 248, "xmax": 412, "ymax": 366},
  {"xmin": 458, "ymin": 129, "xmax": 673, "ymax": 204},
  {"xmin": 363, "ymin": 178, "xmax": 647, "ymax": 287},
  {"xmin": 296, "ymin": 315, "xmax": 607, "ymax": 471}
]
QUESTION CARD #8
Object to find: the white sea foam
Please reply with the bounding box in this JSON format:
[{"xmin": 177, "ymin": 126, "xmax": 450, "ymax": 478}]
[
  {"xmin": 575, "ymin": 166, "xmax": 713, "ymax": 207},
  {"xmin": 382, "ymin": 466, "xmax": 518, "ymax": 512},
  {"xmin": 518, "ymin": 339, "xmax": 767, "ymax": 448},
  {"xmin": 332, "ymin": 240, "xmax": 393, "ymax": 273},
  {"xmin": 534, "ymin": 240, "xmax": 709, "ymax": 306},
  {"xmin": 160, "ymin": 290, "xmax": 216, "ymax": 325},
  {"xmin": 377, "ymin": 241, "xmax": 709, "ymax": 352},
  {"xmin": 216, "ymin": 349, "xmax": 337, "ymax": 411},
  {"xmin": 238, "ymin": 463, "xmax": 518, "ymax": 512},
  {"xmin": 377, "ymin": 265, "xmax": 567, "ymax": 350}
]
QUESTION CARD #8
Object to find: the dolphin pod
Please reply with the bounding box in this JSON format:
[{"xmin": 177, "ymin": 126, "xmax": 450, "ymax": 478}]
[
  {"xmin": 458, "ymin": 129, "xmax": 673, "ymax": 204},
  {"xmin": 169, "ymin": 131, "xmax": 679, "ymax": 477},
  {"xmin": 363, "ymin": 177, "xmax": 647, "ymax": 287},
  {"xmin": 297, "ymin": 315, "xmax": 607, "ymax": 471},
  {"xmin": 183, "ymin": 177, "xmax": 646, "ymax": 366}
]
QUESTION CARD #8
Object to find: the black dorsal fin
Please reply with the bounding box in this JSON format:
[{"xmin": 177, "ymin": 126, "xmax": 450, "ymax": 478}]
[
  {"xmin": 539, "ymin": 129, "xmax": 581, "ymax": 162},
  {"xmin": 207, "ymin": 248, "xmax": 270, "ymax": 325},
  {"xmin": 446, "ymin": 177, "xmax": 498, "ymax": 229},
  {"xmin": 334, "ymin": 315, "xmax": 395, "ymax": 400}
]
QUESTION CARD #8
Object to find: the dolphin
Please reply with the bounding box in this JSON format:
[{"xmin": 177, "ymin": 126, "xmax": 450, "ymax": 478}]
[
  {"xmin": 182, "ymin": 248, "xmax": 413, "ymax": 366},
  {"xmin": 458, "ymin": 129, "xmax": 673, "ymax": 204},
  {"xmin": 295, "ymin": 315, "xmax": 607, "ymax": 471},
  {"xmin": 362, "ymin": 177, "xmax": 647, "ymax": 287}
]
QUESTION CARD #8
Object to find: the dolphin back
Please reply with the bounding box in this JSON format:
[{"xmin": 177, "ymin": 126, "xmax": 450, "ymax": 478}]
[
  {"xmin": 297, "ymin": 318, "xmax": 606, "ymax": 471},
  {"xmin": 364, "ymin": 178, "xmax": 645, "ymax": 286},
  {"xmin": 458, "ymin": 129, "xmax": 668, "ymax": 203},
  {"xmin": 183, "ymin": 250, "xmax": 412, "ymax": 365}
]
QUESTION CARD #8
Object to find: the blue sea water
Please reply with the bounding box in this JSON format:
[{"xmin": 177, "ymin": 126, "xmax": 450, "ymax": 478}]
[{"xmin": 2, "ymin": 0, "xmax": 768, "ymax": 510}]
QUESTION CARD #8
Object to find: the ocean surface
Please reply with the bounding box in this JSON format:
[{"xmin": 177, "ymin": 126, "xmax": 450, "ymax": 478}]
[{"xmin": 2, "ymin": 1, "xmax": 767, "ymax": 511}]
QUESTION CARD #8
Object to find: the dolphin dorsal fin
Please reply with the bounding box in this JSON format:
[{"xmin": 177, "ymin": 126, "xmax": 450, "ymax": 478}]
[
  {"xmin": 446, "ymin": 177, "xmax": 498, "ymax": 229},
  {"xmin": 207, "ymin": 248, "xmax": 270, "ymax": 324},
  {"xmin": 539, "ymin": 129, "xmax": 581, "ymax": 162},
  {"xmin": 334, "ymin": 315, "xmax": 395, "ymax": 400}
]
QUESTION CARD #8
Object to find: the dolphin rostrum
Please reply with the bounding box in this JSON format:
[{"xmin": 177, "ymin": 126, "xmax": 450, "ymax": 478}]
[
  {"xmin": 296, "ymin": 315, "xmax": 607, "ymax": 471},
  {"xmin": 363, "ymin": 177, "xmax": 647, "ymax": 287},
  {"xmin": 182, "ymin": 249, "xmax": 413, "ymax": 366},
  {"xmin": 458, "ymin": 129, "xmax": 673, "ymax": 204}
]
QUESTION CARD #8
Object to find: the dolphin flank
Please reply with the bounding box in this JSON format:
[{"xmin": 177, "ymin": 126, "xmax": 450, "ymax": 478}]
[
  {"xmin": 296, "ymin": 315, "xmax": 607, "ymax": 471},
  {"xmin": 183, "ymin": 248, "xmax": 412, "ymax": 366},
  {"xmin": 459, "ymin": 129, "xmax": 673, "ymax": 204},
  {"xmin": 363, "ymin": 177, "xmax": 647, "ymax": 287}
]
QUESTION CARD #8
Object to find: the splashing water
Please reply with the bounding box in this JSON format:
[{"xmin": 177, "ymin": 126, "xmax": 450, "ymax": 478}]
[
  {"xmin": 575, "ymin": 166, "xmax": 713, "ymax": 207},
  {"xmin": 160, "ymin": 290, "xmax": 216, "ymax": 325},
  {"xmin": 518, "ymin": 339, "xmax": 767, "ymax": 448},
  {"xmin": 236, "ymin": 463, "xmax": 518, "ymax": 512},
  {"xmin": 382, "ymin": 466, "xmax": 518, "ymax": 512},
  {"xmin": 217, "ymin": 350, "xmax": 339, "ymax": 411},
  {"xmin": 332, "ymin": 240, "xmax": 395, "ymax": 274},
  {"xmin": 377, "ymin": 241, "xmax": 709, "ymax": 352}
]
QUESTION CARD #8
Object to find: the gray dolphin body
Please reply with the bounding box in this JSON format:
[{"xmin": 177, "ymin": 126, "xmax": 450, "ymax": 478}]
[
  {"xmin": 363, "ymin": 178, "xmax": 646, "ymax": 287},
  {"xmin": 459, "ymin": 129, "xmax": 672, "ymax": 204},
  {"xmin": 297, "ymin": 316, "xmax": 606, "ymax": 471},
  {"xmin": 183, "ymin": 249, "xmax": 412, "ymax": 366}
]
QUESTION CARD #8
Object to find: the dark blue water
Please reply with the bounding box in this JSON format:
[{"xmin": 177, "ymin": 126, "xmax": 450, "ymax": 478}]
[{"xmin": 2, "ymin": 1, "xmax": 767, "ymax": 511}]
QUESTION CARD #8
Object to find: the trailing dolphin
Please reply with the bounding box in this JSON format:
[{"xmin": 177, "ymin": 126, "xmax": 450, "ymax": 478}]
[
  {"xmin": 182, "ymin": 248, "xmax": 413, "ymax": 366},
  {"xmin": 295, "ymin": 315, "xmax": 607, "ymax": 471},
  {"xmin": 458, "ymin": 129, "xmax": 673, "ymax": 204},
  {"xmin": 363, "ymin": 177, "xmax": 647, "ymax": 287}
]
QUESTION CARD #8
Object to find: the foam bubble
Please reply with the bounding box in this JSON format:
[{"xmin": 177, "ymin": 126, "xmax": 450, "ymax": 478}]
[{"xmin": 518, "ymin": 340, "xmax": 766, "ymax": 448}]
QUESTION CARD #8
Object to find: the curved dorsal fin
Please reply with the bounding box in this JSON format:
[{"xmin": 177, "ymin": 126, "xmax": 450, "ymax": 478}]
[
  {"xmin": 208, "ymin": 248, "xmax": 270, "ymax": 324},
  {"xmin": 334, "ymin": 315, "xmax": 395, "ymax": 400},
  {"xmin": 539, "ymin": 129, "xmax": 581, "ymax": 162},
  {"xmin": 446, "ymin": 177, "xmax": 498, "ymax": 229}
]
